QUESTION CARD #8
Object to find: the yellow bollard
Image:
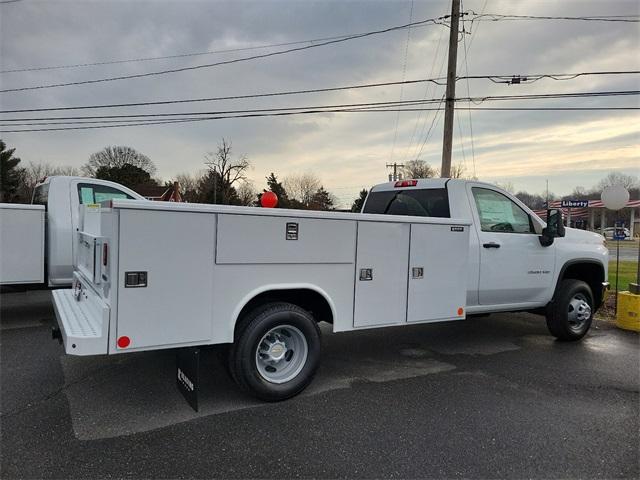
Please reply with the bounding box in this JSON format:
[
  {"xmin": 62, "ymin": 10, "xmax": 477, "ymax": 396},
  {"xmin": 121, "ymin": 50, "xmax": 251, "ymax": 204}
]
[{"xmin": 616, "ymin": 291, "xmax": 640, "ymax": 332}]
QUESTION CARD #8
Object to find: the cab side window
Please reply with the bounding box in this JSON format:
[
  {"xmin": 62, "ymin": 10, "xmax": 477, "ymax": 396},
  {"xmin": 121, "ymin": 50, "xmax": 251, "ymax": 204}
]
[
  {"xmin": 77, "ymin": 183, "xmax": 134, "ymax": 204},
  {"xmin": 472, "ymin": 187, "xmax": 533, "ymax": 233}
]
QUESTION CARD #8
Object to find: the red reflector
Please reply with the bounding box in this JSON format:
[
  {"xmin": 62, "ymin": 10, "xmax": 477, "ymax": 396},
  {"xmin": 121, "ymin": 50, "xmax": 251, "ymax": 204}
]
[
  {"xmin": 102, "ymin": 243, "xmax": 108, "ymax": 266},
  {"xmin": 117, "ymin": 336, "xmax": 130, "ymax": 348},
  {"xmin": 394, "ymin": 179, "xmax": 418, "ymax": 188},
  {"xmin": 457, "ymin": 307, "xmax": 464, "ymax": 316}
]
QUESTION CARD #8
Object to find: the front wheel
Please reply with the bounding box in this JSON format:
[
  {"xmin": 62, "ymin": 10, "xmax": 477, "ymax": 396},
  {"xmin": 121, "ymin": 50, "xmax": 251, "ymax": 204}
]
[
  {"xmin": 229, "ymin": 302, "xmax": 321, "ymax": 401},
  {"xmin": 546, "ymin": 279, "xmax": 594, "ymax": 341}
]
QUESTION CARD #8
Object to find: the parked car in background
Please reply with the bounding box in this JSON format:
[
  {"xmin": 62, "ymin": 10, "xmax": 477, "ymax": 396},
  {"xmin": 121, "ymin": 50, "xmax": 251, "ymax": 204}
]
[{"xmin": 603, "ymin": 227, "xmax": 631, "ymax": 240}]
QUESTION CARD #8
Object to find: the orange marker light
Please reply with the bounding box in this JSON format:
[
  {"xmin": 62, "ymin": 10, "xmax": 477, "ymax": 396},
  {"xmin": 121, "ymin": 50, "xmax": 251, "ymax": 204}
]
[{"xmin": 457, "ymin": 307, "xmax": 464, "ymax": 316}]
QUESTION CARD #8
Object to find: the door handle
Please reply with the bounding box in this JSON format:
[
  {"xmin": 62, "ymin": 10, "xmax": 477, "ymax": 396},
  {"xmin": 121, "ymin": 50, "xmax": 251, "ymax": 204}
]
[{"xmin": 483, "ymin": 242, "xmax": 501, "ymax": 249}]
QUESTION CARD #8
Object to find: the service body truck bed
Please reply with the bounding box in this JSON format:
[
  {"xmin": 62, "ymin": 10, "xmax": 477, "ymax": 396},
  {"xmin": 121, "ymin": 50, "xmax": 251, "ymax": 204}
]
[{"xmin": 58, "ymin": 200, "xmax": 470, "ymax": 353}]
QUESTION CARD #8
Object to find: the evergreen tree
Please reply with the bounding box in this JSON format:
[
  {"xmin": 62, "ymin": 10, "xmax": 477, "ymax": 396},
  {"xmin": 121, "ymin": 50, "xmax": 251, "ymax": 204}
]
[
  {"xmin": 351, "ymin": 189, "xmax": 368, "ymax": 212},
  {"xmin": 198, "ymin": 169, "xmax": 239, "ymax": 204},
  {"xmin": 259, "ymin": 172, "xmax": 292, "ymax": 208},
  {"xmin": 309, "ymin": 186, "xmax": 334, "ymax": 211},
  {"xmin": 0, "ymin": 140, "xmax": 25, "ymax": 202}
]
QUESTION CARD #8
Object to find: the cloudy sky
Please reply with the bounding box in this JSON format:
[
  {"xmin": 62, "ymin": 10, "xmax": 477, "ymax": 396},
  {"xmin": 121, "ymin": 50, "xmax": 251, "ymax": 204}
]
[{"xmin": 1, "ymin": 0, "xmax": 638, "ymax": 206}]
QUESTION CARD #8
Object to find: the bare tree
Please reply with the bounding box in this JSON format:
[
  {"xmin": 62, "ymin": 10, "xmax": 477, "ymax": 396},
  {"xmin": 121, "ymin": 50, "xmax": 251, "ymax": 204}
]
[
  {"xmin": 236, "ymin": 181, "xmax": 257, "ymax": 206},
  {"xmin": 283, "ymin": 172, "xmax": 321, "ymax": 206},
  {"xmin": 16, "ymin": 161, "xmax": 80, "ymax": 203},
  {"xmin": 204, "ymin": 139, "xmax": 251, "ymax": 204},
  {"xmin": 494, "ymin": 181, "xmax": 515, "ymax": 193},
  {"xmin": 83, "ymin": 146, "xmax": 156, "ymax": 177},
  {"xmin": 402, "ymin": 160, "xmax": 437, "ymax": 179},
  {"xmin": 174, "ymin": 171, "xmax": 203, "ymax": 203},
  {"xmin": 515, "ymin": 191, "xmax": 547, "ymax": 210},
  {"xmin": 596, "ymin": 172, "xmax": 639, "ymax": 191},
  {"xmin": 450, "ymin": 164, "xmax": 468, "ymax": 179}
]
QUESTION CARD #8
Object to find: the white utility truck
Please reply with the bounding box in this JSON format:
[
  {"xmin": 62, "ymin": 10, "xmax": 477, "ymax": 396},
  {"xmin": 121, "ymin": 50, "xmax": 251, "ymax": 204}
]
[
  {"xmin": 52, "ymin": 178, "xmax": 609, "ymax": 403},
  {"xmin": 0, "ymin": 176, "xmax": 144, "ymax": 287}
]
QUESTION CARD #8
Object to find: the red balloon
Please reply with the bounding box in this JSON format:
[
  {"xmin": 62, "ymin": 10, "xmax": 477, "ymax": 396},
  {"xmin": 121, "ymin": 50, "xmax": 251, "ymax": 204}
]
[{"xmin": 261, "ymin": 191, "xmax": 278, "ymax": 208}]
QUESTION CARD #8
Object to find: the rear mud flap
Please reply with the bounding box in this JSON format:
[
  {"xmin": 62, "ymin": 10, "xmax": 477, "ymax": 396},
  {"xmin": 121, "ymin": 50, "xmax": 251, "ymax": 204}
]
[{"xmin": 176, "ymin": 347, "xmax": 200, "ymax": 412}]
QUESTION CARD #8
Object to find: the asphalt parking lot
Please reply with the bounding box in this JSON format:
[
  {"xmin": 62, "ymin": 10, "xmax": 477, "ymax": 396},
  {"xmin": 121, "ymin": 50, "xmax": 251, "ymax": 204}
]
[{"xmin": 1, "ymin": 290, "xmax": 638, "ymax": 479}]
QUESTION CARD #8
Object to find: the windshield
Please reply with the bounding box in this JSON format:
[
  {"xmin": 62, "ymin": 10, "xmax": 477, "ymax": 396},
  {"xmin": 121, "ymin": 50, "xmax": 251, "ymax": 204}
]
[{"xmin": 362, "ymin": 188, "xmax": 450, "ymax": 218}]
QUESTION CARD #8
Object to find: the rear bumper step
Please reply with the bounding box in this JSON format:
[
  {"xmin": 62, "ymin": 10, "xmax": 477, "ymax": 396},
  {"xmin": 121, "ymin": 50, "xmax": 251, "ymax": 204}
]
[{"xmin": 52, "ymin": 285, "xmax": 109, "ymax": 355}]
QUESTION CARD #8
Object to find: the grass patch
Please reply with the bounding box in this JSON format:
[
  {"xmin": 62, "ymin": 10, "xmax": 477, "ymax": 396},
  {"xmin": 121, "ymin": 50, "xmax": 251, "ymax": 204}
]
[{"xmin": 608, "ymin": 260, "xmax": 639, "ymax": 291}]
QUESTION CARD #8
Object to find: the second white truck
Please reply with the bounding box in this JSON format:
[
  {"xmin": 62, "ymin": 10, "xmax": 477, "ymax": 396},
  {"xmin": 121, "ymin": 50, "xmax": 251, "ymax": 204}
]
[
  {"xmin": 52, "ymin": 178, "xmax": 609, "ymax": 402},
  {"xmin": 0, "ymin": 176, "xmax": 145, "ymax": 287}
]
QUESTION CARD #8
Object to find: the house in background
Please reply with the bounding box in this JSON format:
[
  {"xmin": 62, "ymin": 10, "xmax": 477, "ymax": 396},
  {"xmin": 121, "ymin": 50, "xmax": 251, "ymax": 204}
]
[{"xmin": 134, "ymin": 182, "xmax": 183, "ymax": 202}]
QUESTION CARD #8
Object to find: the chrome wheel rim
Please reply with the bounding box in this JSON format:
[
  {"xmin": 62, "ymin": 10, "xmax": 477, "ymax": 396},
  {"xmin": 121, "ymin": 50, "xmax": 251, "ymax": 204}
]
[
  {"xmin": 567, "ymin": 293, "xmax": 592, "ymax": 332},
  {"xmin": 255, "ymin": 325, "xmax": 308, "ymax": 384}
]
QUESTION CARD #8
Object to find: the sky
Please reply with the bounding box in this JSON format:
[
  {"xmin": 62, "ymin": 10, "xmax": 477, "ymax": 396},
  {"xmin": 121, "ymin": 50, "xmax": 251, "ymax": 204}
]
[{"xmin": 1, "ymin": 0, "xmax": 639, "ymax": 207}]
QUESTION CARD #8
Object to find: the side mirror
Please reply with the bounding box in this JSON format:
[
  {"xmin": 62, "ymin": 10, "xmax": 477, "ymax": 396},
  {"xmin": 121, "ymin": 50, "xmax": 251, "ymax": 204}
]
[{"xmin": 539, "ymin": 208, "xmax": 565, "ymax": 246}]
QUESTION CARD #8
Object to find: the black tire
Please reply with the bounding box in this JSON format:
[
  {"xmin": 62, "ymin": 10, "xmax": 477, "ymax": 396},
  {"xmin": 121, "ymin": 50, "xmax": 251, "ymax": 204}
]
[
  {"xmin": 546, "ymin": 279, "xmax": 594, "ymax": 341},
  {"xmin": 229, "ymin": 302, "xmax": 321, "ymax": 401}
]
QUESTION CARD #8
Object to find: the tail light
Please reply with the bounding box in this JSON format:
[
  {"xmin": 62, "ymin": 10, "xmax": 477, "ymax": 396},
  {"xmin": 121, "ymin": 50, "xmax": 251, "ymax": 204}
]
[{"xmin": 394, "ymin": 180, "xmax": 418, "ymax": 188}]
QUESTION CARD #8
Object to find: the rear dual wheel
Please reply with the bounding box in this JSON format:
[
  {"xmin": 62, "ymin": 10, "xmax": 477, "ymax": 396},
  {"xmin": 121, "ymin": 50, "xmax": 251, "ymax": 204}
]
[{"xmin": 229, "ymin": 302, "xmax": 321, "ymax": 401}]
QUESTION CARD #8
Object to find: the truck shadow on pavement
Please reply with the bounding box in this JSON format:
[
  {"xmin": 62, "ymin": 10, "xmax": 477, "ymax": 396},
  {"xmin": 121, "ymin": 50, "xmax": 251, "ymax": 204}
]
[{"xmin": 58, "ymin": 314, "xmax": 562, "ymax": 441}]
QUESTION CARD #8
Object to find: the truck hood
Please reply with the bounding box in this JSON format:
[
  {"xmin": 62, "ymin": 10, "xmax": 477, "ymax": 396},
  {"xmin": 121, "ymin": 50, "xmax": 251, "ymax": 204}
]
[{"xmin": 563, "ymin": 227, "xmax": 605, "ymax": 245}]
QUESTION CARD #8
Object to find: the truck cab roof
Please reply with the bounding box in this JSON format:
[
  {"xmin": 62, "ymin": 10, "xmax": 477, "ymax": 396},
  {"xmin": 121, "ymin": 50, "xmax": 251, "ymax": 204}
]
[{"xmin": 370, "ymin": 178, "xmax": 505, "ymax": 192}]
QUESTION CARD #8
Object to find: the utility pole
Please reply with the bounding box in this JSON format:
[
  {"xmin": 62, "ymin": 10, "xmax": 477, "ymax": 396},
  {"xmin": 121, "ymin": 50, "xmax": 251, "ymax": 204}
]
[
  {"xmin": 440, "ymin": 0, "xmax": 461, "ymax": 178},
  {"xmin": 386, "ymin": 162, "xmax": 405, "ymax": 181}
]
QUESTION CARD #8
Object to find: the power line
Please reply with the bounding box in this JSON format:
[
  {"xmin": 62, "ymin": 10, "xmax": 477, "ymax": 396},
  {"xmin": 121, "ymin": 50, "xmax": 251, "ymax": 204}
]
[
  {"xmin": 0, "ymin": 35, "xmax": 406, "ymax": 74},
  {"xmin": 2, "ymin": 70, "xmax": 636, "ymax": 114},
  {"xmin": 402, "ymin": 0, "xmax": 448, "ymax": 163},
  {"xmin": 0, "ymin": 99, "xmax": 445, "ymax": 122},
  {"xmin": 412, "ymin": 94, "xmax": 446, "ymax": 161},
  {"xmin": 389, "ymin": 0, "xmax": 415, "ymax": 163},
  {"xmin": 471, "ymin": 12, "xmax": 640, "ymax": 23},
  {"xmin": 461, "ymin": 0, "xmax": 477, "ymax": 178},
  {"xmin": 0, "ymin": 14, "xmax": 452, "ymax": 94},
  {"xmin": 3, "ymin": 11, "xmax": 635, "ymax": 76},
  {"xmin": 3, "ymin": 90, "xmax": 636, "ymax": 123},
  {"xmin": 0, "ymin": 78, "xmax": 444, "ymax": 113},
  {"xmin": 4, "ymin": 105, "xmax": 636, "ymax": 133},
  {"xmin": 10, "ymin": 105, "xmax": 638, "ymax": 127}
]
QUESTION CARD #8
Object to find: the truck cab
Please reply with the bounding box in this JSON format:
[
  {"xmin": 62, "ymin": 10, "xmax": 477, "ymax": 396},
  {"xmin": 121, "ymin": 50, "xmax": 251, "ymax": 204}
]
[{"xmin": 362, "ymin": 178, "xmax": 609, "ymax": 317}]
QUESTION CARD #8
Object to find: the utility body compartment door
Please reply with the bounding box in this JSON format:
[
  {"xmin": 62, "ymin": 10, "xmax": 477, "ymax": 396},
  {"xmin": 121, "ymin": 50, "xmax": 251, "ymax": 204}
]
[
  {"xmin": 353, "ymin": 222, "xmax": 409, "ymax": 327},
  {"xmin": 0, "ymin": 204, "xmax": 45, "ymax": 284},
  {"xmin": 116, "ymin": 209, "xmax": 215, "ymax": 351},
  {"xmin": 407, "ymin": 223, "xmax": 469, "ymax": 322}
]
